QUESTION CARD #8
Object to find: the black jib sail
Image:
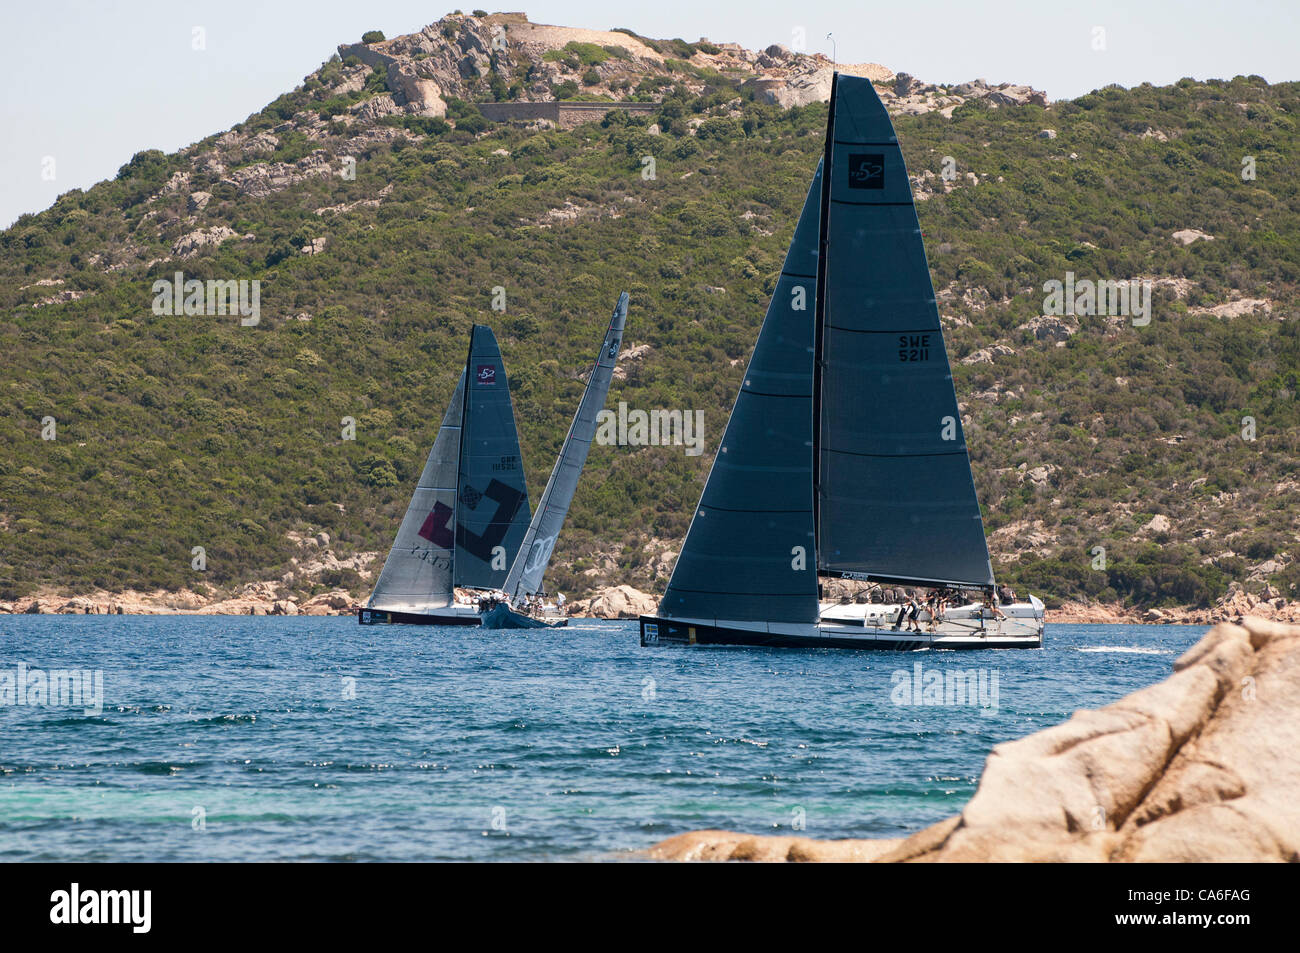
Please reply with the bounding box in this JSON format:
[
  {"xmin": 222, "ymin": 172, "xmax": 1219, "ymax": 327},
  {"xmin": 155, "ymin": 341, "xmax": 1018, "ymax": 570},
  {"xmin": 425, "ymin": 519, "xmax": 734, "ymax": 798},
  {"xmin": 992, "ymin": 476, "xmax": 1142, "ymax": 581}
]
[{"xmin": 658, "ymin": 164, "xmax": 825, "ymax": 623}]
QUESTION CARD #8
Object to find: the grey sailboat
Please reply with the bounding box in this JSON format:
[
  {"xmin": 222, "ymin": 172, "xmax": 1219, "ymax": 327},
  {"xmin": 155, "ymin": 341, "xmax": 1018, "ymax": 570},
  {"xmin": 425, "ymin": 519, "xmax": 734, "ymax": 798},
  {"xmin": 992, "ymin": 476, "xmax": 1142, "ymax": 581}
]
[
  {"xmin": 639, "ymin": 73, "xmax": 1043, "ymax": 650},
  {"xmin": 359, "ymin": 325, "xmax": 532, "ymax": 625},
  {"xmin": 480, "ymin": 293, "xmax": 629, "ymax": 629}
]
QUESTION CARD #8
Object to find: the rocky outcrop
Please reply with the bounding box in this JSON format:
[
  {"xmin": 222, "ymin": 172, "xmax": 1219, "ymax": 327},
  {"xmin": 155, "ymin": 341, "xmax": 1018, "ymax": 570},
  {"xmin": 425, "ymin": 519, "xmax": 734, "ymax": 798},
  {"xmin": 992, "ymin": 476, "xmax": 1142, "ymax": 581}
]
[
  {"xmin": 219, "ymin": 150, "xmax": 335, "ymax": 199},
  {"xmin": 960, "ymin": 343, "xmax": 1015, "ymax": 365},
  {"xmin": 570, "ymin": 585, "xmax": 658, "ymax": 619},
  {"xmin": 754, "ymin": 66, "xmax": 835, "ymax": 108},
  {"xmin": 748, "ymin": 63, "xmax": 1045, "ymax": 118},
  {"xmin": 1018, "ymin": 313, "xmax": 1079, "ymax": 342},
  {"xmin": 649, "ymin": 618, "xmax": 1300, "ymax": 861},
  {"xmin": 1188, "ymin": 297, "xmax": 1273, "ymax": 319},
  {"xmin": 171, "ymin": 225, "xmax": 242, "ymax": 258}
]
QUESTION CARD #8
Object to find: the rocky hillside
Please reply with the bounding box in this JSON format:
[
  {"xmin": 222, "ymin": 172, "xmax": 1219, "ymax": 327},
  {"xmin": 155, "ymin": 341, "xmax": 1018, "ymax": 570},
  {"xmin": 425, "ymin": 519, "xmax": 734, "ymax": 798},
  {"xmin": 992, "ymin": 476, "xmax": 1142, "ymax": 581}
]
[{"xmin": 1, "ymin": 12, "xmax": 1298, "ymax": 614}]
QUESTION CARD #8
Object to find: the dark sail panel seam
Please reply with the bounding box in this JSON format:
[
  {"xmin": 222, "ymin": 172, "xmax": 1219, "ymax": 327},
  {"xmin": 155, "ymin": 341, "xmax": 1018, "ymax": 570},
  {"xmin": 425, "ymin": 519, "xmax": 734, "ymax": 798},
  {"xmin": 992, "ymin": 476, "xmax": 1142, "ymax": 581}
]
[
  {"xmin": 824, "ymin": 448, "xmax": 968, "ymax": 458},
  {"xmin": 829, "ymin": 199, "xmax": 917, "ymax": 207},
  {"xmin": 824, "ymin": 324, "xmax": 943, "ymax": 334}
]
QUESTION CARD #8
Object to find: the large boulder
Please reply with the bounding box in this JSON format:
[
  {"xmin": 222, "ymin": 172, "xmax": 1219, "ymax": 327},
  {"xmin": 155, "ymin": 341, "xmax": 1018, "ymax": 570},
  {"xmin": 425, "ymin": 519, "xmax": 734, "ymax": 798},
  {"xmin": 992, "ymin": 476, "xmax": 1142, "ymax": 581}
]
[
  {"xmin": 755, "ymin": 66, "xmax": 835, "ymax": 108},
  {"xmin": 573, "ymin": 585, "xmax": 658, "ymax": 619},
  {"xmin": 386, "ymin": 63, "xmax": 447, "ymax": 117}
]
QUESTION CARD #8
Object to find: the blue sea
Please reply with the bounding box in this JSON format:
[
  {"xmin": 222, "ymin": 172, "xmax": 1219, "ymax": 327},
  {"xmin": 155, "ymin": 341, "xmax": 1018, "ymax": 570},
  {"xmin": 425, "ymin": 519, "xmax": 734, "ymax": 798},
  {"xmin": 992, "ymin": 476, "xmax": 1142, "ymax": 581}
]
[{"xmin": 0, "ymin": 617, "xmax": 1206, "ymax": 861}]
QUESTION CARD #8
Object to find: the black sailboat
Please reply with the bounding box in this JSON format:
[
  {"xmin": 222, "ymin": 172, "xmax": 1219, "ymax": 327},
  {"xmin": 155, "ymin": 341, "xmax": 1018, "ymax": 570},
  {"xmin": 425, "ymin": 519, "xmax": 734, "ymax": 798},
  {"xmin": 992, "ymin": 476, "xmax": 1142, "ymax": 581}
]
[
  {"xmin": 358, "ymin": 325, "xmax": 531, "ymax": 625},
  {"xmin": 639, "ymin": 73, "xmax": 1043, "ymax": 650}
]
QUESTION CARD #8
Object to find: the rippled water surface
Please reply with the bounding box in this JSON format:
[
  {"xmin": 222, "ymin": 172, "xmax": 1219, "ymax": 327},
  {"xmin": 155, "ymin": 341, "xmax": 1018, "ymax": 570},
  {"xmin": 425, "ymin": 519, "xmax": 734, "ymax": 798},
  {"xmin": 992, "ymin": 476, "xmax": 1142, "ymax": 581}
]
[{"xmin": 0, "ymin": 616, "xmax": 1206, "ymax": 861}]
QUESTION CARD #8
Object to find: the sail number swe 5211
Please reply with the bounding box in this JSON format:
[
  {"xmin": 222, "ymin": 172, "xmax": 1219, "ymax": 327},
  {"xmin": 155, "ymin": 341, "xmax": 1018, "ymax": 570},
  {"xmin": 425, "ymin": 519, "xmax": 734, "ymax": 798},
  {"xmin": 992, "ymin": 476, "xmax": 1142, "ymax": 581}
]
[{"xmin": 898, "ymin": 333, "xmax": 932, "ymax": 362}]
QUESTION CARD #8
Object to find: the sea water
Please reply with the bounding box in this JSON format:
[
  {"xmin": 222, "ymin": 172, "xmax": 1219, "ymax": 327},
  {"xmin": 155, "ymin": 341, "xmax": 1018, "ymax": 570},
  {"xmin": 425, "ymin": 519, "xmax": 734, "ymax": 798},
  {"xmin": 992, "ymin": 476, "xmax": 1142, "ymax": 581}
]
[{"xmin": 0, "ymin": 616, "xmax": 1206, "ymax": 861}]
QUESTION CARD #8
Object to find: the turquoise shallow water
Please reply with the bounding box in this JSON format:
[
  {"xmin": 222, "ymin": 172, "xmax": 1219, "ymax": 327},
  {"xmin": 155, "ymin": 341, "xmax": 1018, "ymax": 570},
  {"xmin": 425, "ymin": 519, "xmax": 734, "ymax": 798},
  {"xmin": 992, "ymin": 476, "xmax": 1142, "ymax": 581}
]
[{"xmin": 0, "ymin": 616, "xmax": 1205, "ymax": 861}]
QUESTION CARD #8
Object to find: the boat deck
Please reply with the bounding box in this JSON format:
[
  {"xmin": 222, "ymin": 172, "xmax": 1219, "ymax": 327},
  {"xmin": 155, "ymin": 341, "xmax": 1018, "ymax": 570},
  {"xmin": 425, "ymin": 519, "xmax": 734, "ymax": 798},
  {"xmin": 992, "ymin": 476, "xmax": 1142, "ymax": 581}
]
[{"xmin": 640, "ymin": 602, "xmax": 1044, "ymax": 651}]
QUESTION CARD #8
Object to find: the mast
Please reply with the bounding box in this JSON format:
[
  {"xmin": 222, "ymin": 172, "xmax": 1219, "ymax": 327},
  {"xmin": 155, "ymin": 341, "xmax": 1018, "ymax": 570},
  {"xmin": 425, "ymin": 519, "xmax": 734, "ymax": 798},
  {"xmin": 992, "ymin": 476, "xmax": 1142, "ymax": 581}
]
[
  {"xmin": 811, "ymin": 72, "xmax": 838, "ymax": 564},
  {"xmin": 501, "ymin": 293, "xmax": 628, "ymax": 603}
]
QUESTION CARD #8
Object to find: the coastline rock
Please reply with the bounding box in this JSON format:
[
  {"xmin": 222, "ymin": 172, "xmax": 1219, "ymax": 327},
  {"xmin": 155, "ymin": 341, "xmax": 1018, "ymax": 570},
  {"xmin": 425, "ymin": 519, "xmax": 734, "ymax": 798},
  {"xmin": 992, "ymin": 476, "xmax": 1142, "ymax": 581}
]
[
  {"xmin": 648, "ymin": 618, "xmax": 1300, "ymax": 861},
  {"xmin": 648, "ymin": 830, "xmax": 903, "ymax": 862},
  {"xmin": 571, "ymin": 585, "xmax": 657, "ymax": 619}
]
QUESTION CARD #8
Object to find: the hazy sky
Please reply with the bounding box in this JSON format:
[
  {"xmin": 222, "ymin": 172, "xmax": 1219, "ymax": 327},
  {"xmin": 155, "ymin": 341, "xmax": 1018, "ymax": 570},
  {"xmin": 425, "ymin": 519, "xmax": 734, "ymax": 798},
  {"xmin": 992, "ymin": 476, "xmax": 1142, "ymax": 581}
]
[{"xmin": 2, "ymin": 0, "xmax": 1296, "ymax": 228}]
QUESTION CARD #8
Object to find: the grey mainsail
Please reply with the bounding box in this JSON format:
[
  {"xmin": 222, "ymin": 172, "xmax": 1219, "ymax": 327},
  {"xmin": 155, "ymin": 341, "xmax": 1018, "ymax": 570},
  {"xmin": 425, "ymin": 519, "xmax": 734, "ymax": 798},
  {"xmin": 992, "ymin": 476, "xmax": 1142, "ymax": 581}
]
[
  {"xmin": 501, "ymin": 293, "xmax": 628, "ymax": 602},
  {"xmin": 814, "ymin": 73, "xmax": 994, "ymax": 588},
  {"xmin": 367, "ymin": 371, "xmax": 466, "ymax": 612},
  {"xmin": 455, "ymin": 324, "xmax": 532, "ymax": 590},
  {"xmin": 658, "ymin": 164, "xmax": 824, "ymax": 623}
]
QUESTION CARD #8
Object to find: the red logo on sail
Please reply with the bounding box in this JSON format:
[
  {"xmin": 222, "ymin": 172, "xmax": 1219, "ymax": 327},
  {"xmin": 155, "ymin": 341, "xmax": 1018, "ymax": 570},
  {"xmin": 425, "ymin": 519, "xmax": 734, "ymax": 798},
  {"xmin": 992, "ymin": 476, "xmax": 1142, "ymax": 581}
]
[
  {"xmin": 475, "ymin": 364, "xmax": 496, "ymax": 385},
  {"xmin": 419, "ymin": 502, "xmax": 454, "ymax": 549}
]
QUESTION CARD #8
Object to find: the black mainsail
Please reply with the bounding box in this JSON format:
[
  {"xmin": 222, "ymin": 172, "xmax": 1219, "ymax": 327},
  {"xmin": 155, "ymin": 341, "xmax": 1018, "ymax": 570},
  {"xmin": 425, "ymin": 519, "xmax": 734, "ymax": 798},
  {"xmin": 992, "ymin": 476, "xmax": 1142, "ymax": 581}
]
[
  {"xmin": 454, "ymin": 325, "xmax": 533, "ymax": 590},
  {"xmin": 815, "ymin": 74, "xmax": 993, "ymax": 589}
]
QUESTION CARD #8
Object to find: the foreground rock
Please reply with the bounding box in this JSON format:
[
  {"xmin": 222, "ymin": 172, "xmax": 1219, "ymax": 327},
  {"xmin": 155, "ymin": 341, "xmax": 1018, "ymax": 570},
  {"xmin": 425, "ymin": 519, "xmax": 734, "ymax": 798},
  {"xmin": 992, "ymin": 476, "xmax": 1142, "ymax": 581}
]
[
  {"xmin": 649, "ymin": 617, "xmax": 1300, "ymax": 861},
  {"xmin": 649, "ymin": 831, "xmax": 903, "ymax": 863}
]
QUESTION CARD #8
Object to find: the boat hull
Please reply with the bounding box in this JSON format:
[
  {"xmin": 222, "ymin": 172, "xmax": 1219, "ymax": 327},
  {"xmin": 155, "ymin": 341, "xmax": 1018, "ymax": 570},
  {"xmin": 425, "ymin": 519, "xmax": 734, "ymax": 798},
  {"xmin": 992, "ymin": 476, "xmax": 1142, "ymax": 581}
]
[
  {"xmin": 356, "ymin": 606, "xmax": 483, "ymax": 626},
  {"xmin": 479, "ymin": 603, "xmax": 568, "ymax": 630},
  {"xmin": 638, "ymin": 613, "xmax": 1043, "ymax": 651}
]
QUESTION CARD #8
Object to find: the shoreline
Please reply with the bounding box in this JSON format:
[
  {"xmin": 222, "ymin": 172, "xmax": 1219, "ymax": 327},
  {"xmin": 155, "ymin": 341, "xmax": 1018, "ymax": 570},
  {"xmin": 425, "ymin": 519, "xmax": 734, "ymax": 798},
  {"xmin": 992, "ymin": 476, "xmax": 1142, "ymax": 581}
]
[
  {"xmin": 2, "ymin": 584, "xmax": 1296, "ymax": 625},
  {"xmin": 0, "ymin": 582, "xmax": 665, "ymax": 620}
]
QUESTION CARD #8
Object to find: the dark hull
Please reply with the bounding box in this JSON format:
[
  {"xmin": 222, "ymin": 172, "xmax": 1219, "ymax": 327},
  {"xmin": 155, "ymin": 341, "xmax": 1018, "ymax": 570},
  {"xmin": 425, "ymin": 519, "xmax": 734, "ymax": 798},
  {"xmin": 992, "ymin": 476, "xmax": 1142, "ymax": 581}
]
[
  {"xmin": 356, "ymin": 608, "xmax": 482, "ymax": 626},
  {"xmin": 639, "ymin": 616, "xmax": 1041, "ymax": 651},
  {"xmin": 479, "ymin": 603, "xmax": 568, "ymax": 629}
]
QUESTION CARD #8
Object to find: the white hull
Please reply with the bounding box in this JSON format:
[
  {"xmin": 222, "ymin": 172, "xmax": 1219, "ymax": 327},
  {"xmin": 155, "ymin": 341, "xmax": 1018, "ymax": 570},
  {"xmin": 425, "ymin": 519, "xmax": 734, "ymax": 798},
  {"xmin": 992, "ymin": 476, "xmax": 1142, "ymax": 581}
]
[
  {"xmin": 640, "ymin": 597, "xmax": 1044, "ymax": 650},
  {"xmin": 818, "ymin": 599, "xmax": 1044, "ymax": 640}
]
